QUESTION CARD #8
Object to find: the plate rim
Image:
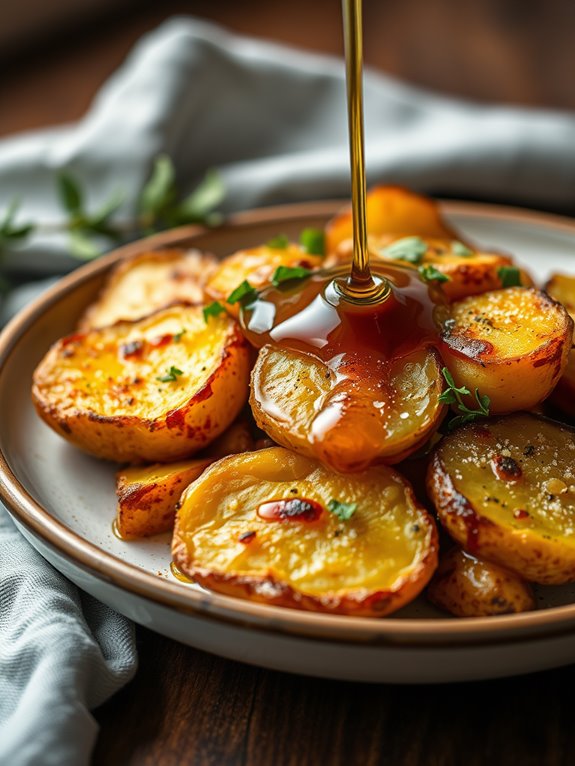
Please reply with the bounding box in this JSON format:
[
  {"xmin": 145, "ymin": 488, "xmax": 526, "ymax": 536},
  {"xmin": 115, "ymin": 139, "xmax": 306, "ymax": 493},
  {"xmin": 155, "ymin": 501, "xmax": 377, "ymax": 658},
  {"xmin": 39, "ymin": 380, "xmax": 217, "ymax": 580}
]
[{"xmin": 3, "ymin": 198, "xmax": 575, "ymax": 648}]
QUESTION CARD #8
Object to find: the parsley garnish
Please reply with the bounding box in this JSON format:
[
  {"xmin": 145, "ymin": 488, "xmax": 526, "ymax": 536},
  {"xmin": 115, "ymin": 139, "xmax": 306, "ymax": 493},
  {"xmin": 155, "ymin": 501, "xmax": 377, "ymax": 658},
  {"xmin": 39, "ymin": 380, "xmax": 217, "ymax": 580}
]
[
  {"xmin": 439, "ymin": 367, "xmax": 490, "ymax": 431},
  {"xmin": 299, "ymin": 227, "xmax": 325, "ymax": 256},
  {"xmin": 327, "ymin": 499, "xmax": 357, "ymax": 521},
  {"xmin": 226, "ymin": 280, "xmax": 258, "ymax": 305},
  {"xmin": 381, "ymin": 236, "xmax": 427, "ymax": 264},
  {"xmin": 156, "ymin": 366, "xmax": 184, "ymax": 383},
  {"xmin": 173, "ymin": 328, "xmax": 187, "ymax": 341},
  {"xmin": 498, "ymin": 266, "xmax": 521, "ymax": 288},
  {"xmin": 271, "ymin": 265, "xmax": 312, "ymax": 287},
  {"xmin": 418, "ymin": 264, "xmax": 450, "ymax": 283},
  {"xmin": 267, "ymin": 233, "xmax": 290, "ymax": 249},
  {"xmin": 451, "ymin": 241, "xmax": 473, "ymax": 257},
  {"xmin": 202, "ymin": 301, "xmax": 225, "ymax": 322}
]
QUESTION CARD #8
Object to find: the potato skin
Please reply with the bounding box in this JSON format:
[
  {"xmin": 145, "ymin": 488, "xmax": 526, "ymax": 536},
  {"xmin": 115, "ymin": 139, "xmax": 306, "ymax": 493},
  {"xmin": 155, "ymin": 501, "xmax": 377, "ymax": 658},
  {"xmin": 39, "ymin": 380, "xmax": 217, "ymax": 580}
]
[
  {"xmin": 427, "ymin": 413, "xmax": 575, "ymax": 584},
  {"xmin": 545, "ymin": 274, "xmax": 575, "ymax": 417},
  {"xmin": 116, "ymin": 458, "xmax": 213, "ymax": 538},
  {"xmin": 173, "ymin": 447, "xmax": 438, "ymax": 616},
  {"xmin": 78, "ymin": 248, "xmax": 217, "ymax": 330},
  {"xmin": 32, "ymin": 305, "xmax": 251, "ymax": 463},
  {"xmin": 427, "ymin": 547, "xmax": 535, "ymax": 617},
  {"xmin": 441, "ymin": 287, "xmax": 572, "ymax": 413}
]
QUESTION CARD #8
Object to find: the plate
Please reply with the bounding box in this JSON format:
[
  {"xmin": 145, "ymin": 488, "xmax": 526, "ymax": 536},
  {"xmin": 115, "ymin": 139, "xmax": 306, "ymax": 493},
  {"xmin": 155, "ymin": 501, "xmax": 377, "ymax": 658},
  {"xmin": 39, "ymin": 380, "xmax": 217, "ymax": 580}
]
[{"xmin": 3, "ymin": 200, "xmax": 575, "ymax": 684}]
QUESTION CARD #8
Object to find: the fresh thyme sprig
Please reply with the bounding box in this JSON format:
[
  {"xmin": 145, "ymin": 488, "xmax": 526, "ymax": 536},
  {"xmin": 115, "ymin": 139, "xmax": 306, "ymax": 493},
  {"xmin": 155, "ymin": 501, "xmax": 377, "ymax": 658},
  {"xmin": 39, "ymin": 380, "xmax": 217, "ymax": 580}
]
[{"xmin": 439, "ymin": 367, "xmax": 490, "ymax": 431}]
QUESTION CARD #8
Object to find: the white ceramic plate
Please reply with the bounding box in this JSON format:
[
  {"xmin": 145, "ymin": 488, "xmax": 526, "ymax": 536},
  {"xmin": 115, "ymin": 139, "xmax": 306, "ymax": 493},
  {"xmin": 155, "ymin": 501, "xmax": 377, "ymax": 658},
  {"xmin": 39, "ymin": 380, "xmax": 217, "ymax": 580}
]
[{"xmin": 3, "ymin": 200, "xmax": 575, "ymax": 684}]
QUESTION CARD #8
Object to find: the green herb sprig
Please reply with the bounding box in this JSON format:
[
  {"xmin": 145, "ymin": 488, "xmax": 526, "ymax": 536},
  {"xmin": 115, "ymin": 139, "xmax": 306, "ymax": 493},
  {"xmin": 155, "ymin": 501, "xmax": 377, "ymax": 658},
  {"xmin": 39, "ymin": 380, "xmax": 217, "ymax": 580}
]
[
  {"xmin": 299, "ymin": 227, "xmax": 325, "ymax": 256},
  {"xmin": 156, "ymin": 366, "xmax": 184, "ymax": 383},
  {"xmin": 418, "ymin": 264, "xmax": 450, "ymax": 283},
  {"xmin": 497, "ymin": 266, "xmax": 522, "ymax": 288},
  {"xmin": 226, "ymin": 280, "xmax": 258, "ymax": 306},
  {"xmin": 381, "ymin": 236, "xmax": 427, "ymax": 264},
  {"xmin": 439, "ymin": 367, "xmax": 490, "ymax": 431},
  {"xmin": 271, "ymin": 265, "xmax": 312, "ymax": 286},
  {"xmin": 267, "ymin": 233, "xmax": 290, "ymax": 249},
  {"xmin": 327, "ymin": 499, "xmax": 357, "ymax": 521},
  {"xmin": 203, "ymin": 301, "xmax": 225, "ymax": 322}
]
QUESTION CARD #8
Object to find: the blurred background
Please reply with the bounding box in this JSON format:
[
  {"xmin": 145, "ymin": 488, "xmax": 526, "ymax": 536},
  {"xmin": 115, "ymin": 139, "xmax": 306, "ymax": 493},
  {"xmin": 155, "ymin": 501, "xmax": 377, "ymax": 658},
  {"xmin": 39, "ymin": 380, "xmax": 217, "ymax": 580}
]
[{"xmin": 2, "ymin": 0, "xmax": 575, "ymax": 139}]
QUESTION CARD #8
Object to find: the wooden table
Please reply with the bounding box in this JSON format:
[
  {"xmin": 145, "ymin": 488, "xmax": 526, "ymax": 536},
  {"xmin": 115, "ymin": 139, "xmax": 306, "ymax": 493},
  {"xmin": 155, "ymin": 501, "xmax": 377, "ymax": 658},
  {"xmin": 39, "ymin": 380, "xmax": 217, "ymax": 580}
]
[{"xmin": 4, "ymin": 1, "xmax": 575, "ymax": 763}]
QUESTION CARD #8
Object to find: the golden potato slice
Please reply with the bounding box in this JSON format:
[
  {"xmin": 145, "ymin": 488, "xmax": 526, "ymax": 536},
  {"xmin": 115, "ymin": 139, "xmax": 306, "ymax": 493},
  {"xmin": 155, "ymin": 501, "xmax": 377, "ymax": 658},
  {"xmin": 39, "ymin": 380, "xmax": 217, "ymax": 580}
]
[
  {"xmin": 427, "ymin": 547, "xmax": 535, "ymax": 617},
  {"xmin": 250, "ymin": 345, "xmax": 445, "ymax": 472},
  {"xmin": 205, "ymin": 243, "xmax": 324, "ymax": 317},
  {"xmin": 545, "ymin": 273, "xmax": 575, "ymax": 316},
  {"xmin": 440, "ymin": 287, "xmax": 572, "ymax": 413},
  {"xmin": 116, "ymin": 458, "xmax": 213, "ymax": 539},
  {"xmin": 545, "ymin": 273, "xmax": 575, "ymax": 417},
  {"xmin": 325, "ymin": 186, "xmax": 459, "ymax": 255},
  {"xmin": 427, "ymin": 413, "xmax": 575, "ymax": 584},
  {"xmin": 173, "ymin": 447, "xmax": 438, "ymax": 616},
  {"xmin": 32, "ymin": 305, "xmax": 251, "ymax": 463},
  {"xmin": 78, "ymin": 248, "xmax": 217, "ymax": 330}
]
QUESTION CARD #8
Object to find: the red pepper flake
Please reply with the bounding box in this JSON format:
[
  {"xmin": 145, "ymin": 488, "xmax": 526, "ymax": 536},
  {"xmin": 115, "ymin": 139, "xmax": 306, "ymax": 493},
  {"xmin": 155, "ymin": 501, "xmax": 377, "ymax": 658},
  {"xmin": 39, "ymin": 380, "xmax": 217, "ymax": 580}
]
[
  {"xmin": 492, "ymin": 455, "xmax": 522, "ymax": 482},
  {"xmin": 257, "ymin": 498, "xmax": 323, "ymax": 522},
  {"xmin": 149, "ymin": 334, "xmax": 173, "ymax": 348},
  {"xmin": 120, "ymin": 340, "xmax": 144, "ymax": 359},
  {"xmin": 513, "ymin": 509, "xmax": 530, "ymax": 520},
  {"xmin": 238, "ymin": 530, "xmax": 257, "ymax": 544}
]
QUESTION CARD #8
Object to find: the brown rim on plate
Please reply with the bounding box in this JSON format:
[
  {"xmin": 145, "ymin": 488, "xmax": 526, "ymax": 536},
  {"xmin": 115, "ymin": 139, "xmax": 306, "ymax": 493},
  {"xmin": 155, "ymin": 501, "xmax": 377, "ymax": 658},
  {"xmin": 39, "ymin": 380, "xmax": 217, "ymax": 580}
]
[{"xmin": 3, "ymin": 199, "xmax": 575, "ymax": 648}]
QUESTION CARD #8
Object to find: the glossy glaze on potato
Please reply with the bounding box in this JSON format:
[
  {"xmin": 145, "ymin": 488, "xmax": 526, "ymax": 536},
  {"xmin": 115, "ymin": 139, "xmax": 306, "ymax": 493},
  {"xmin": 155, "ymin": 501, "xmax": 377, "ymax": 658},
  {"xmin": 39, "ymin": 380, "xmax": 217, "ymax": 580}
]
[
  {"xmin": 78, "ymin": 249, "xmax": 217, "ymax": 330},
  {"xmin": 32, "ymin": 305, "xmax": 251, "ymax": 463},
  {"xmin": 173, "ymin": 447, "xmax": 438, "ymax": 616},
  {"xmin": 427, "ymin": 547, "xmax": 535, "ymax": 617},
  {"xmin": 428, "ymin": 413, "xmax": 575, "ymax": 584},
  {"xmin": 441, "ymin": 287, "xmax": 572, "ymax": 412},
  {"xmin": 250, "ymin": 345, "xmax": 445, "ymax": 472}
]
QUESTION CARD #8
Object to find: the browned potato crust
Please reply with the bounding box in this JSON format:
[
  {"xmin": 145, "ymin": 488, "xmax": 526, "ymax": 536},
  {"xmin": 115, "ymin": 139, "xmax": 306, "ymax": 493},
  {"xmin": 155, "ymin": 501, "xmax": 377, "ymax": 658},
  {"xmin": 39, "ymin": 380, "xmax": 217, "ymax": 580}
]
[
  {"xmin": 205, "ymin": 244, "xmax": 324, "ymax": 317},
  {"xmin": 32, "ymin": 305, "xmax": 251, "ymax": 463},
  {"xmin": 250, "ymin": 345, "xmax": 445, "ymax": 472},
  {"xmin": 427, "ymin": 413, "xmax": 575, "ymax": 584},
  {"xmin": 78, "ymin": 248, "xmax": 217, "ymax": 330},
  {"xmin": 427, "ymin": 547, "xmax": 535, "ymax": 617},
  {"xmin": 116, "ymin": 458, "xmax": 213, "ymax": 538},
  {"xmin": 441, "ymin": 287, "xmax": 572, "ymax": 412},
  {"xmin": 173, "ymin": 447, "xmax": 438, "ymax": 616}
]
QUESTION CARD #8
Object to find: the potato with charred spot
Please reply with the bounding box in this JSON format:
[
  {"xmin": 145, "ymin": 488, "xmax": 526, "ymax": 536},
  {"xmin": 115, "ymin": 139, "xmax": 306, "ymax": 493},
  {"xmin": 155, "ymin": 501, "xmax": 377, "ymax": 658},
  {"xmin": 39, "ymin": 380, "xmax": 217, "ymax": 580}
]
[
  {"xmin": 32, "ymin": 305, "xmax": 251, "ymax": 463},
  {"xmin": 427, "ymin": 547, "xmax": 535, "ymax": 617},
  {"xmin": 173, "ymin": 447, "xmax": 438, "ymax": 616},
  {"xmin": 427, "ymin": 413, "xmax": 575, "ymax": 584},
  {"xmin": 250, "ymin": 345, "xmax": 446, "ymax": 473},
  {"xmin": 440, "ymin": 287, "xmax": 572, "ymax": 413},
  {"xmin": 205, "ymin": 243, "xmax": 324, "ymax": 316},
  {"xmin": 78, "ymin": 249, "xmax": 217, "ymax": 330},
  {"xmin": 116, "ymin": 458, "xmax": 213, "ymax": 539}
]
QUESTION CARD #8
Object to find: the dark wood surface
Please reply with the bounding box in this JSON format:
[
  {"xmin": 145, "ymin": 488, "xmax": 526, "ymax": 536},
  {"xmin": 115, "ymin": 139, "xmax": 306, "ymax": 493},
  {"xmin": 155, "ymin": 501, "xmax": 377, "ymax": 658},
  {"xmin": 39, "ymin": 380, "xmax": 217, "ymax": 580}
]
[{"xmin": 4, "ymin": 1, "xmax": 575, "ymax": 763}]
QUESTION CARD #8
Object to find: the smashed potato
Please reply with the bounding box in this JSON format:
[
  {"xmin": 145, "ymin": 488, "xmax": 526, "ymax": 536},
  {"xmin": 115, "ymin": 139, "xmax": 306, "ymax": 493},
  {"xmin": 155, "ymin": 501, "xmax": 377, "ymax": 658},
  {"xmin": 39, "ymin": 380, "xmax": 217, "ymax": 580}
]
[
  {"xmin": 116, "ymin": 458, "xmax": 213, "ymax": 539},
  {"xmin": 325, "ymin": 185, "xmax": 459, "ymax": 255},
  {"xmin": 173, "ymin": 447, "xmax": 438, "ymax": 616},
  {"xmin": 32, "ymin": 305, "xmax": 251, "ymax": 463},
  {"xmin": 78, "ymin": 249, "xmax": 217, "ymax": 330},
  {"xmin": 205, "ymin": 243, "xmax": 324, "ymax": 316},
  {"xmin": 427, "ymin": 547, "xmax": 535, "ymax": 617},
  {"xmin": 250, "ymin": 345, "xmax": 445, "ymax": 472},
  {"xmin": 428, "ymin": 413, "xmax": 575, "ymax": 584},
  {"xmin": 441, "ymin": 287, "xmax": 572, "ymax": 413}
]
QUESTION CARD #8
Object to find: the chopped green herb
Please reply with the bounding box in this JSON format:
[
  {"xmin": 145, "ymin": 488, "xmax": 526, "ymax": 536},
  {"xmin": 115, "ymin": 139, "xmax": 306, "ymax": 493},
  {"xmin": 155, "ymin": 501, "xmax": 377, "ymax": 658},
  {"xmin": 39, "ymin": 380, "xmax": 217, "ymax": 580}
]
[
  {"xmin": 226, "ymin": 280, "xmax": 258, "ymax": 305},
  {"xmin": 418, "ymin": 264, "xmax": 450, "ymax": 283},
  {"xmin": 202, "ymin": 301, "xmax": 225, "ymax": 322},
  {"xmin": 299, "ymin": 227, "xmax": 325, "ymax": 256},
  {"xmin": 452, "ymin": 241, "xmax": 473, "ymax": 257},
  {"xmin": 381, "ymin": 236, "xmax": 427, "ymax": 265},
  {"xmin": 173, "ymin": 328, "xmax": 187, "ymax": 341},
  {"xmin": 327, "ymin": 499, "xmax": 357, "ymax": 521},
  {"xmin": 439, "ymin": 367, "xmax": 490, "ymax": 431},
  {"xmin": 498, "ymin": 266, "xmax": 522, "ymax": 288},
  {"xmin": 267, "ymin": 233, "xmax": 290, "ymax": 249},
  {"xmin": 271, "ymin": 265, "xmax": 312, "ymax": 287},
  {"xmin": 156, "ymin": 366, "xmax": 184, "ymax": 383}
]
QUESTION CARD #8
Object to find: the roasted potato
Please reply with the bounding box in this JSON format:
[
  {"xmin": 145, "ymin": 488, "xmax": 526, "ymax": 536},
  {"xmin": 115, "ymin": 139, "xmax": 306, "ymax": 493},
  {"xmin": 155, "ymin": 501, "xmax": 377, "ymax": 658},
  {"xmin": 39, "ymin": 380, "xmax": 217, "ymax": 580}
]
[
  {"xmin": 78, "ymin": 248, "xmax": 217, "ymax": 330},
  {"xmin": 32, "ymin": 305, "xmax": 251, "ymax": 463},
  {"xmin": 204, "ymin": 416, "xmax": 256, "ymax": 458},
  {"xmin": 545, "ymin": 273, "xmax": 575, "ymax": 417},
  {"xmin": 250, "ymin": 345, "xmax": 445, "ymax": 472},
  {"xmin": 173, "ymin": 447, "xmax": 438, "ymax": 616},
  {"xmin": 428, "ymin": 413, "xmax": 575, "ymax": 584},
  {"xmin": 204, "ymin": 243, "xmax": 325, "ymax": 316},
  {"xmin": 325, "ymin": 185, "xmax": 460, "ymax": 255},
  {"xmin": 427, "ymin": 547, "xmax": 535, "ymax": 617},
  {"xmin": 440, "ymin": 287, "xmax": 572, "ymax": 413},
  {"xmin": 116, "ymin": 458, "xmax": 213, "ymax": 538}
]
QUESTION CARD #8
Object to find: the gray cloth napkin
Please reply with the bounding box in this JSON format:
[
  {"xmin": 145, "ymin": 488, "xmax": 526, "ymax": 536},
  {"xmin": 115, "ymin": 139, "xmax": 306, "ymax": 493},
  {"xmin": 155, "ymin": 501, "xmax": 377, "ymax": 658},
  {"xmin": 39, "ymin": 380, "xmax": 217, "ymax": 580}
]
[{"xmin": 2, "ymin": 15, "xmax": 575, "ymax": 766}]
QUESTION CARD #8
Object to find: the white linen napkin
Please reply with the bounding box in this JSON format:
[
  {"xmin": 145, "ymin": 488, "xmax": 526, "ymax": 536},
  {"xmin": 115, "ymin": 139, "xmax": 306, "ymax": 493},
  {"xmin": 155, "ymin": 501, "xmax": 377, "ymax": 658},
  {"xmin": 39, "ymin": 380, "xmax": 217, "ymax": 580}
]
[{"xmin": 2, "ymin": 15, "xmax": 575, "ymax": 766}]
